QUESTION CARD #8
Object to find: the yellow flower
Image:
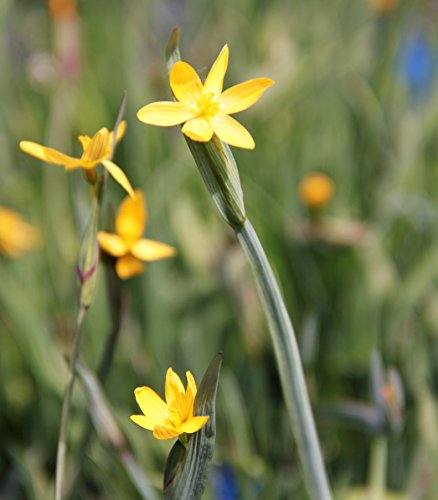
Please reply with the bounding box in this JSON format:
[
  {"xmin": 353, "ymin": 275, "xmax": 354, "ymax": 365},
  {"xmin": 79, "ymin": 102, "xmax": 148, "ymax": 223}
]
[
  {"xmin": 299, "ymin": 172, "xmax": 334, "ymax": 208},
  {"xmin": 0, "ymin": 207, "xmax": 41, "ymax": 257},
  {"xmin": 130, "ymin": 368, "xmax": 209, "ymax": 440},
  {"xmin": 137, "ymin": 45, "xmax": 274, "ymax": 149},
  {"xmin": 97, "ymin": 190, "xmax": 175, "ymax": 279},
  {"xmin": 19, "ymin": 122, "xmax": 134, "ymax": 198}
]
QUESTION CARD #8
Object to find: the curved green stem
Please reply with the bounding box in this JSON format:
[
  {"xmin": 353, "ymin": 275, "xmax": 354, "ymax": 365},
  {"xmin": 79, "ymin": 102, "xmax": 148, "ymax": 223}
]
[{"xmin": 237, "ymin": 219, "xmax": 332, "ymax": 500}]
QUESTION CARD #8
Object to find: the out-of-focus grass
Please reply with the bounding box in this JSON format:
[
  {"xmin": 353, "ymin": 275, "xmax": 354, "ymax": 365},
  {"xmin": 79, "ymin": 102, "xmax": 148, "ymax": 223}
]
[{"xmin": 1, "ymin": 0, "xmax": 438, "ymax": 498}]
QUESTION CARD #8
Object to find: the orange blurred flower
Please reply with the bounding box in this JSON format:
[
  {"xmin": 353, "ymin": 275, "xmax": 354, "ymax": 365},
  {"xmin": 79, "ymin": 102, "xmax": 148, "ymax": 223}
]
[
  {"xmin": 367, "ymin": 0, "xmax": 398, "ymax": 14},
  {"xmin": 299, "ymin": 173, "xmax": 334, "ymax": 209},
  {"xmin": 48, "ymin": 0, "xmax": 77, "ymax": 21}
]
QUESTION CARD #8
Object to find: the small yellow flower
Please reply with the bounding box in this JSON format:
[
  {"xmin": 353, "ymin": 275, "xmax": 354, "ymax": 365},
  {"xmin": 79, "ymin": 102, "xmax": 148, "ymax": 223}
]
[
  {"xmin": 97, "ymin": 190, "xmax": 175, "ymax": 279},
  {"xmin": 130, "ymin": 368, "xmax": 209, "ymax": 440},
  {"xmin": 19, "ymin": 122, "xmax": 134, "ymax": 198},
  {"xmin": 137, "ymin": 45, "xmax": 274, "ymax": 149},
  {"xmin": 0, "ymin": 207, "xmax": 41, "ymax": 257},
  {"xmin": 299, "ymin": 172, "xmax": 334, "ymax": 208}
]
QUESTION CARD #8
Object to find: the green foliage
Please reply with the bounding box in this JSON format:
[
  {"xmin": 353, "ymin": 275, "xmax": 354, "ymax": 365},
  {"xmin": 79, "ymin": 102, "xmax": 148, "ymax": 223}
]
[{"xmin": 1, "ymin": 0, "xmax": 438, "ymax": 498}]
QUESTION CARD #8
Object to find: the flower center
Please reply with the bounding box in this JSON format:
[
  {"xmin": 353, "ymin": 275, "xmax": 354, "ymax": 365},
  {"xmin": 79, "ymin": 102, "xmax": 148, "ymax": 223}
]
[
  {"xmin": 168, "ymin": 408, "xmax": 182, "ymax": 428},
  {"xmin": 196, "ymin": 92, "xmax": 219, "ymax": 119}
]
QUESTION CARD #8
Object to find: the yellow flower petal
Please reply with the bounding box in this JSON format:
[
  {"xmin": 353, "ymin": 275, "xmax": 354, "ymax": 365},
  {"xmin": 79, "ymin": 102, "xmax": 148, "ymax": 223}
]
[
  {"xmin": 134, "ymin": 387, "xmax": 169, "ymax": 421},
  {"xmin": 210, "ymin": 114, "xmax": 255, "ymax": 149},
  {"xmin": 130, "ymin": 414, "xmax": 161, "ymax": 431},
  {"xmin": 115, "ymin": 120, "xmax": 127, "ymax": 143},
  {"xmin": 131, "ymin": 238, "xmax": 176, "ymax": 262},
  {"xmin": 182, "ymin": 118, "xmax": 214, "ymax": 142},
  {"xmin": 101, "ymin": 160, "xmax": 135, "ymax": 199},
  {"xmin": 186, "ymin": 371, "xmax": 197, "ymax": 398},
  {"xmin": 19, "ymin": 141, "xmax": 83, "ymax": 168},
  {"xmin": 115, "ymin": 190, "xmax": 146, "ymax": 241},
  {"xmin": 81, "ymin": 128, "xmax": 111, "ymax": 164},
  {"xmin": 78, "ymin": 135, "xmax": 92, "ymax": 152},
  {"xmin": 165, "ymin": 368, "xmax": 186, "ymax": 411},
  {"xmin": 137, "ymin": 101, "xmax": 196, "ymax": 126},
  {"xmin": 177, "ymin": 416, "xmax": 210, "ymax": 435},
  {"xmin": 153, "ymin": 423, "xmax": 180, "ymax": 440},
  {"xmin": 170, "ymin": 61, "xmax": 203, "ymax": 104},
  {"xmin": 115, "ymin": 254, "xmax": 145, "ymax": 279},
  {"xmin": 97, "ymin": 231, "xmax": 128, "ymax": 257},
  {"xmin": 80, "ymin": 122, "xmax": 125, "ymax": 156},
  {"xmin": 219, "ymin": 78, "xmax": 275, "ymax": 115},
  {"xmin": 180, "ymin": 371, "xmax": 197, "ymax": 421},
  {"xmin": 203, "ymin": 44, "xmax": 229, "ymax": 99}
]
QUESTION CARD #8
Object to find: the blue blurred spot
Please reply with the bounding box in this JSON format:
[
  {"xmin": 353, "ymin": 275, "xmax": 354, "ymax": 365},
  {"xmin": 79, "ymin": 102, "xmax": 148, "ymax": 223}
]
[
  {"xmin": 212, "ymin": 464, "xmax": 239, "ymax": 500},
  {"xmin": 398, "ymin": 32, "xmax": 436, "ymax": 101}
]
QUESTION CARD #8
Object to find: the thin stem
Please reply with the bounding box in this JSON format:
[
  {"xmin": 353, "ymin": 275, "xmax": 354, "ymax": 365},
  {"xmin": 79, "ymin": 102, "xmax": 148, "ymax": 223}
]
[
  {"xmin": 237, "ymin": 219, "xmax": 332, "ymax": 500},
  {"xmin": 369, "ymin": 436, "xmax": 387, "ymax": 500},
  {"xmin": 55, "ymin": 304, "xmax": 87, "ymax": 500},
  {"xmin": 97, "ymin": 266, "xmax": 123, "ymax": 380},
  {"xmin": 67, "ymin": 267, "xmax": 123, "ymax": 499}
]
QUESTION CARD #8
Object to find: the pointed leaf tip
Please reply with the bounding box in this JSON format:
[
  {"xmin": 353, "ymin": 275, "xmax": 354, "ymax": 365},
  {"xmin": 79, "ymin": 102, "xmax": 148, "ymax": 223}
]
[{"xmin": 166, "ymin": 28, "xmax": 182, "ymax": 71}]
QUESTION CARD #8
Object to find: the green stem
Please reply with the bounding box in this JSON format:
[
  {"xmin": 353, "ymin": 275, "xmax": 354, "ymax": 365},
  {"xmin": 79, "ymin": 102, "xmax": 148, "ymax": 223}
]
[
  {"xmin": 237, "ymin": 219, "xmax": 331, "ymax": 500},
  {"xmin": 68, "ymin": 267, "xmax": 123, "ymax": 499},
  {"xmin": 97, "ymin": 266, "xmax": 123, "ymax": 381},
  {"xmin": 368, "ymin": 436, "xmax": 387, "ymax": 500},
  {"xmin": 55, "ymin": 304, "xmax": 87, "ymax": 500}
]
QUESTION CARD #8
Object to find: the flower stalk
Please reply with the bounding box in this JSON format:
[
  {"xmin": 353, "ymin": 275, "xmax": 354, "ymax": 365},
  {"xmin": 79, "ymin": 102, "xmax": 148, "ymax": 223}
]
[
  {"xmin": 54, "ymin": 93, "xmax": 128, "ymax": 500},
  {"xmin": 368, "ymin": 436, "xmax": 387, "ymax": 500},
  {"xmin": 55, "ymin": 303, "xmax": 87, "ymax": 500},
  {"xmin": 237, "ymin": 220, "xmax": 331, "ymax": 500},
  {"xmin": 164, "ymin": 29, "xmax": 332, "ymax": 500}
]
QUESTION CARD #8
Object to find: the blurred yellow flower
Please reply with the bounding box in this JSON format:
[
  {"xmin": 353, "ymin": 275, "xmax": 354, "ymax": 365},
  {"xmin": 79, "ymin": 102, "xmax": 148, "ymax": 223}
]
[
  {"xmin": 19, "ymin": 122, "xmax": 134, "ymax": 198},
  {"xmin": 130, "ymin": 368, "xmax": 209, "ymax": 440},
  {"xmin": 0, "ymin": 207, "xmax": 41, "ymax": 257},
  {"xmin": 299, "ymin": 172, "xmax": 334, "ymax": 209},
  {"xmin": 137, "ymin": 45, "xmax": 274, "ymax": 149},
  {"xmin": 367, "ymin": 0, "xmax": 398, "ymax": 14},
  {"xmin": 97, "ymin": 190, "xmax": 175, "ymax": 279}
]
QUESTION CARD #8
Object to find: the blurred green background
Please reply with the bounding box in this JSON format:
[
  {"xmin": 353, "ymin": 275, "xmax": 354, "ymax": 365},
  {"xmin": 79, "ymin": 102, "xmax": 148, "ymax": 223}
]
[{"xmin": 2, "ymin": 0, "xmax": 438, "ymax": 498}]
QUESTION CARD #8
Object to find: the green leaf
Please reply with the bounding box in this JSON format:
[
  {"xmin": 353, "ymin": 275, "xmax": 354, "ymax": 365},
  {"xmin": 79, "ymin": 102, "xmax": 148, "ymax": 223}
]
[
  {"xmin": 165, "ymin": 27, "xmax": 181, "ymax": 73},
  {"xmin": 163, "ymin": 352, "xmax": 223, "ymax": 499}
]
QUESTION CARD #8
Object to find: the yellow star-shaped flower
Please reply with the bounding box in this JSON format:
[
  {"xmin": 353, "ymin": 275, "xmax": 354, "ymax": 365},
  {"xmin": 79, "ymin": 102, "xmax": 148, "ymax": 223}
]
[
  {"xmin": 97, "ymin": 190, "xmax": 175, "ymax": 279},
  {"xmin": 137, "ymin": 45, "xmax": 274, "ymax": 149},
  {"xmin": 130, "ymin": 368, "xmax": 209, "ymax": 440},
  {"xmin": 19, "ymin": 122, "xmax": 134, "ymax": 198}
]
